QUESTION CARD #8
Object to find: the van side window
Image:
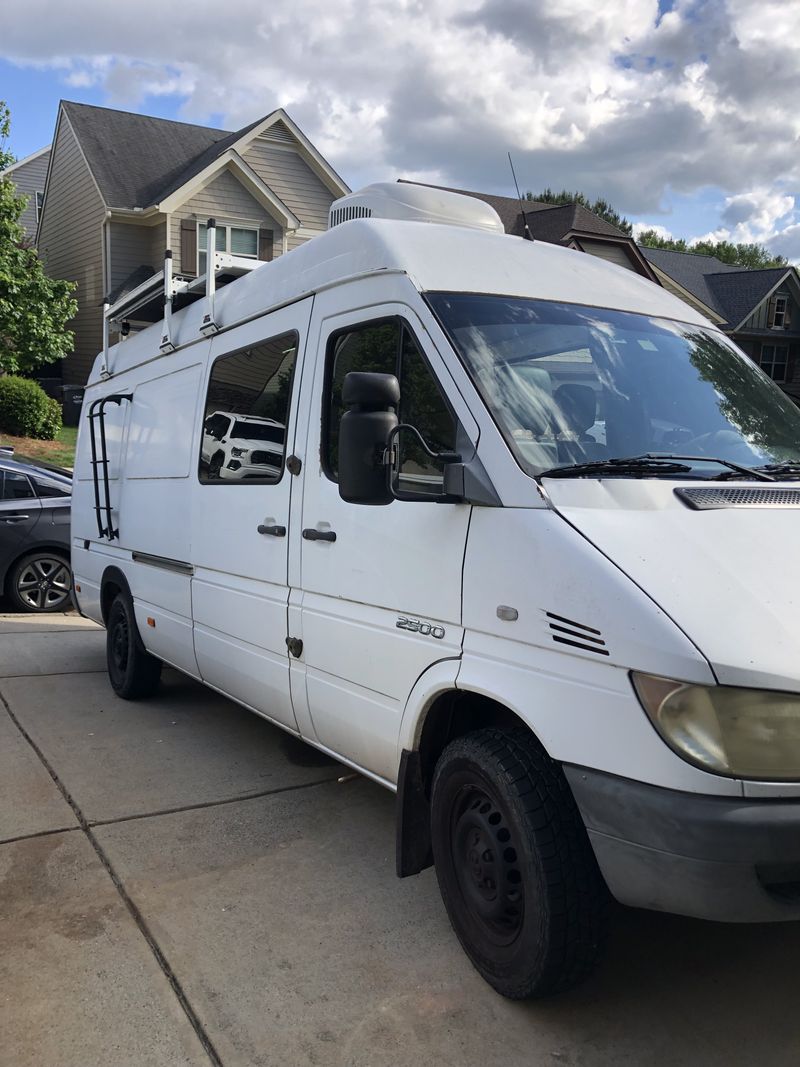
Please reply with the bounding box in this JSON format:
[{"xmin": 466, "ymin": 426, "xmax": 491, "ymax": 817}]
[
  {"xmin": 325, "ymin": 318, "xmax": 456, "ymax": 494},
  {"xmin": 200, "ymin": 332, "xmax": 298, "ymax": 484}
]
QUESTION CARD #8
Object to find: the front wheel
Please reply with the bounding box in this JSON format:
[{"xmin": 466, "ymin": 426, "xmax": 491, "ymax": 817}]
[
  {"xmin": 106, "ymin": 594, "xmax": 162, "ymax": 700},
  {"xmin": 430, "ymin": 727, "xmax": 608, "ymax": 999}
]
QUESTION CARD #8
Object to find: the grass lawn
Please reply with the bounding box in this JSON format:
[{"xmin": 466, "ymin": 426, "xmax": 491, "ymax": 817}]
[{"xmin": 0, "ymin": 425, "xmax": 78, "ymax": 470}]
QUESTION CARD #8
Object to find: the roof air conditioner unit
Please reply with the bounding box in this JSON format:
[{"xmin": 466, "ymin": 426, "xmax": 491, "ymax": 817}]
[{"xmin": 328, "ymin": 182, "xmax": 505, "ymax": 234}]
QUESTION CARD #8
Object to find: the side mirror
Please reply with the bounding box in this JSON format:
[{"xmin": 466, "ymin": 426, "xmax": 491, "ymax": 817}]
[{"xmin": 338, "ymin": 372, "xmax": 399, "ymax": 505}]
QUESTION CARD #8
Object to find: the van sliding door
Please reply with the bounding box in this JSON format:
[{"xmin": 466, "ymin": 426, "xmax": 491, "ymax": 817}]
[{"xmin": 190, "ymin": 298, "xmax": 313, "ymax": 732}]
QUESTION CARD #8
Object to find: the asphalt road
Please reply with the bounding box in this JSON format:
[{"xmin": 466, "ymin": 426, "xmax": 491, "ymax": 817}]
[{"xmin": 2, "ymin": 610, "xmax": 799, "ymax": 1067}]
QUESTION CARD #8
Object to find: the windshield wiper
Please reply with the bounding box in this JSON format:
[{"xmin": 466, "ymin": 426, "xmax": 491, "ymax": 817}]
[
  {"xmin": 538, "ymin": 453, "xmax": 778, "ymax": 481},
  {"xmin": 538, "ymin": 456, "xmax": 693, "ymax": 479},
  {"xmin": 642, "ymin": 454, "xmax": 776, "ymax": 482},
  {"xmin": 752, "ymin": 462, "xmax": 800, "ymax": 481}
]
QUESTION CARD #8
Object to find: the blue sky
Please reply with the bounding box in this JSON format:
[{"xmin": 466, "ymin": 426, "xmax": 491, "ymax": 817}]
[{"xmin": 1, "ymin": 0, "xmax": 799, "ymax": 260}]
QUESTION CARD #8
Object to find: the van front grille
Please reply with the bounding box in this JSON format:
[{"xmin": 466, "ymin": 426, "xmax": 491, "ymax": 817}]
[
  {"xmin": 676, "ymin": 487, "xmax": 800, "ymax": 510},
  {"xmin": 546, "ymin": 612, "xmax": 609, "ymax": 656}
]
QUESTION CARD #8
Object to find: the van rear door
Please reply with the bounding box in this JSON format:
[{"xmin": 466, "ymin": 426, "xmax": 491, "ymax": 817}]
[{"xmin": 190, "ymin": 299, "xmax": 312, "ymax": 732}]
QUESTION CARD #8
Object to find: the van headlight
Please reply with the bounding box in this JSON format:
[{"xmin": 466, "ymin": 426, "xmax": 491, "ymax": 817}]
[{"xmin": 632, "ymin": 672, "xmax": 800, "ymax": 780}]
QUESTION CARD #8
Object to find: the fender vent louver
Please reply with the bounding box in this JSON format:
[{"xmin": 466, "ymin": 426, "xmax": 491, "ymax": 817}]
[
  {"xmin": 676, "ymin": 487, "xmax": 800, "ymax": 510},
  {"xmin": 547, "ymin": 612, "xmax": 609, "ymax": 656}
]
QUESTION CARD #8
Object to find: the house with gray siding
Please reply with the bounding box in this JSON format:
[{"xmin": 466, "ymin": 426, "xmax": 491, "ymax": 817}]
[
  {"xmin": 0, "ymin": 144, "xmax": 51, "ymax": 241},
  {"xmin": 37, "ymin": 102, "xmax": 349, "ymax": 384},
  {"xmin": 641, "ymin": 247, "xmax": 800, "ymax": 403}
]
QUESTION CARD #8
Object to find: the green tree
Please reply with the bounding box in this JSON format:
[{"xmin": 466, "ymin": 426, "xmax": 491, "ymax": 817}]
[
  {"xmin": 0, "ymin": 101, "xmax": 78, "ymax": 375},
  {"xmin": 526, "ymin": 187, "xmax": 633, "ymax": 235},
  {"xmin": 636, "ymin": 229, "xmax": 789, "ymax": 270}
]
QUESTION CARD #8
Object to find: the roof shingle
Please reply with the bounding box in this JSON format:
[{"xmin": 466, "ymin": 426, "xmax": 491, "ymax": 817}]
[{"xmin": 62, "ymin": 101, "xmax": 262, "ymax": 209}]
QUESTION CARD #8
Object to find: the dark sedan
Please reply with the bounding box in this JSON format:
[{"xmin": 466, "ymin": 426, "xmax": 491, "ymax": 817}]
[{"xmin": 0, "ymin": 452, "xmax": 72, "ymax": 612}]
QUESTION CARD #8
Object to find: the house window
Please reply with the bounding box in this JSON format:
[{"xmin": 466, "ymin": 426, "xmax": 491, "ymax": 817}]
[
  {"xmin": 772, "ymin": 295, "xmax": 788, "ymax": 329},
  {"xmin": 35, "ymin": 190, "xmax": 44, "ymax": 224},
  {"xmin": 198, "ymin": 222, "xmax": 259, "ymax": 274},
  {"xmin": 759, "ymin": 344, "xmax": 789, "ymax": 382}
]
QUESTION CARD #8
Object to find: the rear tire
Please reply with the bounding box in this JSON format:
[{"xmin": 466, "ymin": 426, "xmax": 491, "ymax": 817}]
[
  {"xmin": 430, "ymin": 727, "xmax": 608, "ymax": 999},
  {"xmin": 106, "ymin": 593, "xmax": 162, "ymax": 700},
  {"xmin": 7, "ymin": 551, "xmax": 72, "ymax": 613}
]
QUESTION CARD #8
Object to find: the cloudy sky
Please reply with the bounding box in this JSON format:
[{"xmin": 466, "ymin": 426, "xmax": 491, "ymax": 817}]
[{"xmin": 1, "ymin": 0, "xmax": 799, "ymax": 260}]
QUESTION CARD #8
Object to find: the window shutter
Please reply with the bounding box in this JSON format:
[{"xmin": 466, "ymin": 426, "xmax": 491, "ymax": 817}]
[
  {"xmin": 767, "ymin": 296, "xmax": 777, "ymax": 328},
  {"xmin": 259, "ymin": 230, "xmax": 274, "ymax": 262},
  {"xmin": 181, "ymin": 219, "xmax": 197, "ymax": 277}
]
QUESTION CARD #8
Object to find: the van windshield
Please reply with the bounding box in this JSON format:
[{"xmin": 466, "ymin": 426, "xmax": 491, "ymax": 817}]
[{"xmin": 427, "ymin": 293, "xmax": 800, "ymax": 478}]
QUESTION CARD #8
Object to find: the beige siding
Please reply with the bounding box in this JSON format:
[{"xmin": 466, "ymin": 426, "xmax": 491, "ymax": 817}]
[
  {"xmin": 169, "ymin": 169, "xmax": 283, "ymax": 273},
  {"xmin": 242, "ymin": 137, "xmax": 336, "ymax": 230},
  {"xmin": 37, "ymin": 117, "xmax": 105, "ymax": 384},
  {"xmin": 3, "ymin": 149, "xmax": 51, "ymax": 239},
  {"xmin": 109, "ymin": 220, "xmax": 166, "ymax": 293},
  {"xmin": 578, "ymin": 239, "xmax": 636, "ymax": 272}
]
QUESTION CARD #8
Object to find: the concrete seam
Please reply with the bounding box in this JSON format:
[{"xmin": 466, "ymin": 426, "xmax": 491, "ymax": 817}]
[
  {"xmin": 88, "ymin": 774, "xmax": 343, "ymax": 828},
  {"xmin": 0, "ymin": 686, "xmax": 225, "ymax": 1067},
  {"xmin": 0, "ymin": 669, "xmax": 107, "ymax": 679},
  {"xmin": 0, "ymin": 824, "xmax": 81, "ymax": 847}
]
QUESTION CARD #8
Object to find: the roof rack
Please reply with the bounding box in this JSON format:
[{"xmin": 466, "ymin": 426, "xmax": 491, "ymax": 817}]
[{"xmin": 101, "ymin": 218, "xmax": 263, "ymax": 376}]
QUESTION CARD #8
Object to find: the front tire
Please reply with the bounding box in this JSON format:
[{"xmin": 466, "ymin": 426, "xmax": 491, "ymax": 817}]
[
  {"xmin": 106, "ymin": 594, "xmax": 162, "ymax": 700},
  {"xmin": 430, "ymin": 727, "xmax": 607, "ymax": 999}
]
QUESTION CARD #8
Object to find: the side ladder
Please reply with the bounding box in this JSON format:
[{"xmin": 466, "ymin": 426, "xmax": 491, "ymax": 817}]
[{"xmin": 87, "ymin": 394, "xmax": 132, "ymax": 540}]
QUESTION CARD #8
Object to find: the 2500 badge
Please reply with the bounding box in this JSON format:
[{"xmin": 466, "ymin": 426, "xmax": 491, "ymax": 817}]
[{"xmin": 396, "ymin": 616, "xmax": 446, "ymax": 639}]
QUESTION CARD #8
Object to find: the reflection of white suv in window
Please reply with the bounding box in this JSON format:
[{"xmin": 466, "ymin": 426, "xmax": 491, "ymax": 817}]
[{"xmin": 201, "ymin": 411, "xmax": 285, "ymax": 480}]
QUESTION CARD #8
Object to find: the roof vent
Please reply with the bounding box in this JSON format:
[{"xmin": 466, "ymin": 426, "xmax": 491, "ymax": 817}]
[{"xmin": 328, "ymin": 182, "xmax": 505, "ymax": 234}]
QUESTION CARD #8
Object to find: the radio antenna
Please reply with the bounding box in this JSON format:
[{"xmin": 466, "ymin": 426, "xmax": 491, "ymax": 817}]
[{"xmin": 508, "ymin": 152, "xmax": 534, "ymax": 241}]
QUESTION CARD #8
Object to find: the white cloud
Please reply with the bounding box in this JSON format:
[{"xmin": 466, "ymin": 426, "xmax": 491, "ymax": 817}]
[
  {"xmin": 632, "ymin": 222, "xmax": 673, "ymax": 241},
  {"xmin": 0, "ymin": 0, "xmax": 798, "ymax": 230}
]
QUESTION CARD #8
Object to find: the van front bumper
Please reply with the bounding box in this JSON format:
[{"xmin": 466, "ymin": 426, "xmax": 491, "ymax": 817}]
[{"xmin": 564, "ymin": 766, "xmax": 800, "ymax": 923}]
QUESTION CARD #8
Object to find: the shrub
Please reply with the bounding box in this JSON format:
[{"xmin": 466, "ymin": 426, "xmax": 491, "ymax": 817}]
[{"xmin": 0, "ymin": 375, "xmax": 63, "ymax": 439}]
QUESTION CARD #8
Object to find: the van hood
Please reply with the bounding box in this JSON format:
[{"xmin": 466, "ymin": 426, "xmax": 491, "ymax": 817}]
[{"xmin": 544, "ymin": 478, "xmax": 800, "ymax": 692}]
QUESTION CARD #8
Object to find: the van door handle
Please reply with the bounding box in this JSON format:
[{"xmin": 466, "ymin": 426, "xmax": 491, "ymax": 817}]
[
  {"xmin": 2, "ymin": 514, "xmax": 29, "ymax": 523},
  {"xmin": 257, "ymin": 524, "xmax": 286, "ymax": 537},
  {"xmin": 302, "ymin": 528, "xmax": 337, "ymax": 542}
]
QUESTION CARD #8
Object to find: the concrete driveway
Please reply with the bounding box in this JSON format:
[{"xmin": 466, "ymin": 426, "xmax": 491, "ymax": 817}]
[{"xmin": 2, "ymin": 611, "xmax": 800, "ymax": 1067}]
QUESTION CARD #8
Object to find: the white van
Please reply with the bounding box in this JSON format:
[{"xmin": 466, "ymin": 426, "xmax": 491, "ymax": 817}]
[{"xmin": 73, "ymin": 183, "xmax": 800, "ymax": 999}]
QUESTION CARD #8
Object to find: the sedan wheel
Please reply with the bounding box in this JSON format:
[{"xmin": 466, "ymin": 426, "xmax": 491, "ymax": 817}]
[{"xmin": 10, "ymin": 553, "xmax": 72, "ymax": 613}]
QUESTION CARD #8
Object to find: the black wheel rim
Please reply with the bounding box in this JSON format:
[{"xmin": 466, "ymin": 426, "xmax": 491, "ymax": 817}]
[
  {"xmin": 110, "ymin": 613, "xmax": 129, "ymax": 675},
  {"xmin": 450, "ymin": 784, "xmax": 525, "ymax": 947}
]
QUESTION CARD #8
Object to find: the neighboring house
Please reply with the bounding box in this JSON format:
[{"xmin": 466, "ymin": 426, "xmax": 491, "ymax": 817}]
[
  {"xmin": 0, "ymin": 144, "xmax": 51, "ymax": 241},
  {"xmin": 642, "ymin": 247, "xmax": 800, "ymax": 403},
  {"xmin": 399, "ymin": 181, "xmax": 659, "ymax": 281},
  {"xmin": 37, "ymin": 102, "xmax": 350, "ymax": 384}
]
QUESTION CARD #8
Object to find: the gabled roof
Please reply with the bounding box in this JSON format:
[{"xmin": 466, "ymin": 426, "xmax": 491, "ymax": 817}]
[
  {"xmin": 0, "ymin": 143, "xmax": 51, "ymax": 176},
  {"xmin": 59, "ymin": 101, "xmax": 348, "ymax": 213},
  {"xmin": 62, "ymin": 101, "xmax": 227, "ymax": 208},
  {"xmin": 706, "ymin": 269, "xmax": 793, "ymax": 330},
  {"xmin": 641, "ymin": 246, "xmax": 795, "ymax": 328}
]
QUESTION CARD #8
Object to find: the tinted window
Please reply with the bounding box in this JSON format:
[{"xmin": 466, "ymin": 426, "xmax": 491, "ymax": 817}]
[
  {"xmin": 325, "ymin": 318, "xmax": 456, "ymax": 494},
  {"xmin": 1, "ymin": 470, "xmax": 34, "ymax": 500},
  {"xmin": 200, "ymin": 332, "xmax": 298, "ymax": 483},
  {"xmin": 31, "ymin": 475, "xmax": 70, "ymax": 498}
]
